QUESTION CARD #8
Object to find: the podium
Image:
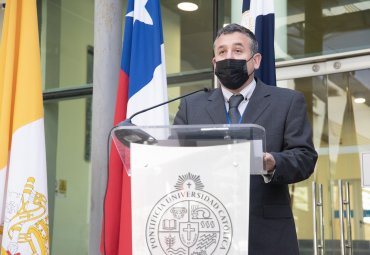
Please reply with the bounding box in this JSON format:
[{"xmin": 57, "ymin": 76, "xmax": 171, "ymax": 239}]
[{"xmin": 111, "ymin": 124, "xmax": 266, "ymax": 254}]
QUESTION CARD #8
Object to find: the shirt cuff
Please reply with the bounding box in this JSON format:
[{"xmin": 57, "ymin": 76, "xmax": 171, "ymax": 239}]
[{"xmin": 262, "ymin": 169, "xmax": 276, "ymax": 183}]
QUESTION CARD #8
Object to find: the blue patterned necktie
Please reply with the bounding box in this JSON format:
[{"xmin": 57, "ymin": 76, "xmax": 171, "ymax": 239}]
[{"xmin": 228, "ymin": 94, "xmax": 244, "ymax": 124}]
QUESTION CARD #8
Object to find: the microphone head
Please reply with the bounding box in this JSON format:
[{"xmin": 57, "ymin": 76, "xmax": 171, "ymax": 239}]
[{"xmin": 203, "ymin": 88, "xmax": 210, "ymax": 92}]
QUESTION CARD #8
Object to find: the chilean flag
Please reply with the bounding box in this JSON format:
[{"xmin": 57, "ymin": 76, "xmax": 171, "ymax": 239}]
[
  {"xmin": 241, "ymin": 0, "xmax": 276, "ymax": 86},
  {"xmin": 101, "ymin": 0, "xmax": 168, "ymax": 254}
]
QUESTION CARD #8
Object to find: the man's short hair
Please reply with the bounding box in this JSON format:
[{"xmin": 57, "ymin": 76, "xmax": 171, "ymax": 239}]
[{"xmin": 214, "ymin": 23, "xmax": 259, "ymax": 56}]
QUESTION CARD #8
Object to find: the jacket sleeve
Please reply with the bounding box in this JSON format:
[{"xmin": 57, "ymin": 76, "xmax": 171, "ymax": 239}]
[{"xmin": 269, "ymin": 92, "xmax": 318, "ymax": 184}]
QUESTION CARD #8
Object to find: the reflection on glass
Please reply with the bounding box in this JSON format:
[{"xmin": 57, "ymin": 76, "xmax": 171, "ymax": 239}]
[
  {"xmin": 328, "ymin": 69, "xmax": 370, "ymax": 248},
  {"xmin": 362, "ymin": 188, "xmax": 370, "ymax": 239},
  {"xmin": 279, "ymin": 69, "xmax": 370, "ymax": 252},
  {"xmin": 275, "ymin": 0, "xmax": 370, "ymax": 61}
]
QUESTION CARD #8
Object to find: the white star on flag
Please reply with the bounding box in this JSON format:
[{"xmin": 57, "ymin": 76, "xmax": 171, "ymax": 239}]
[{"xmin": 126, "ymin": 0, "xmax": 153, "ymax": 25}]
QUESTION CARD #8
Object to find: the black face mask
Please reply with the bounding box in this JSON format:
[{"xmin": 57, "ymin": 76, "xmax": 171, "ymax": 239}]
[{"xmin": 215, "ymin": 57, "xmax": 253, "ymax": 90}]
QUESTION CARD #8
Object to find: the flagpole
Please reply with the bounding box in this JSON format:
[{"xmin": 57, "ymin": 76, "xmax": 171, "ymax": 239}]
[
  {"xmin": 0, "ymin": 2, "xmax": 5, "ymax": 42},
  {"xmin": 89, "ymin": 0, "xmax": 123, "ymax": 254}
]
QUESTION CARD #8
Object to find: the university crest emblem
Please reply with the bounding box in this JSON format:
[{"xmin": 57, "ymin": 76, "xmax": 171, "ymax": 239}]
[{"xmin": 146, "ymin": 173, "xmax": 232, "ymax": 254}]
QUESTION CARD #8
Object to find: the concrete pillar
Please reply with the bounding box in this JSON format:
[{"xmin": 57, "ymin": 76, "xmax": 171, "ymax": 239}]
[{"xmin": 89, "ymin": 0, "xmax": 123, "ymax": 254}]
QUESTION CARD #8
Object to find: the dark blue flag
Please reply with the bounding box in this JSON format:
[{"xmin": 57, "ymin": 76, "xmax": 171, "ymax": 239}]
[{"xmin": 241, "ymin": 0, "xmax": 276, "ymax": 86}]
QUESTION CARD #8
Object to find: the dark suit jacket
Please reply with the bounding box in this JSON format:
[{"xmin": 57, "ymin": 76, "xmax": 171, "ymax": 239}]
[{"xmin": 174, "ymin": 78, "xmax": 318, "ymax": 254}]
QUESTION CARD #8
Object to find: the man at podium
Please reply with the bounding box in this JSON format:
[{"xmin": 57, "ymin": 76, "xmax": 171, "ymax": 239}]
[{"xmin": 174, "ymin": 23, "xmax": 318, "ymax": 254}]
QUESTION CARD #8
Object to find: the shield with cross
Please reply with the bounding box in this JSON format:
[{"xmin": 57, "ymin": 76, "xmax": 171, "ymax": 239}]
[{"xmin": 179, "ymin": 222, "xmax": 199, "ymax": 247}]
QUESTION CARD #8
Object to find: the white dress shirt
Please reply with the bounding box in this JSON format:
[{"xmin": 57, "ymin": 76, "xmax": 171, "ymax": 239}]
[{"xmin": 221, "ymin": 79, "xmax": 256, "ymax": 118}]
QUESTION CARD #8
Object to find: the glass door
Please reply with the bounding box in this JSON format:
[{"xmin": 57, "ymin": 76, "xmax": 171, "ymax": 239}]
[{"xmin": 277, "ymin": 55, "xmax": 370, "ymax": 254}]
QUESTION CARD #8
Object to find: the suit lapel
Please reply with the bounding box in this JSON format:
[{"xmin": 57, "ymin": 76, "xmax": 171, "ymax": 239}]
[
  {"xmin": 242, "ymin": 80, "xmax": 272, "ymax": 123},
  {"xmin": 206, "ymin": 89, "xmax": 228, "ymax": 124}
]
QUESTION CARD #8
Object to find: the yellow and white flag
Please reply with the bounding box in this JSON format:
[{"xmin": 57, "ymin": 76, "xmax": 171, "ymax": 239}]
[{"xmin": 0, "ymin": 1, "xmax": 49, "ymax": 254}]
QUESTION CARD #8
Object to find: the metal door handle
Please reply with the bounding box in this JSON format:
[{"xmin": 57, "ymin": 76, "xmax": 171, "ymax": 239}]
[
  {"xmin": 338, "ymin": 180, "xmax": 345, "ymax": 255},
  {"xmin": 318, "ymin": 184, "xmax": 324, "ymax": 254},
  {"xmin": 338, "ymin": 180, "xmax": 353, "ymax": 255},
  {"xmin": 312, "ymin": 182, "xmax": 318, "ymax": 255},
  {"xmin": 312, "ymin": 182, "xmax": 325, "ymax": 255},
  {"xmin": 344, "ymin": 181, "xmax": 353, "ymax": 255}
]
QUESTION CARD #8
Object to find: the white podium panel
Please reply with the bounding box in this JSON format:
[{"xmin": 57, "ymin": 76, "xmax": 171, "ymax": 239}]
[{"xmin": 131, "ymin": 142, "xmax": 250, "ymax": 254}]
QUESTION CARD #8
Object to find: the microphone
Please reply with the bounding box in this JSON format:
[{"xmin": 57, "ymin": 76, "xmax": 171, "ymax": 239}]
[
  {"xmin": 113, "ymin": 88, "xmax": 209, "ymax": 146},
  {"xmin": 117, "ymin": 87, "xmax": 209, "ymax": 126}
]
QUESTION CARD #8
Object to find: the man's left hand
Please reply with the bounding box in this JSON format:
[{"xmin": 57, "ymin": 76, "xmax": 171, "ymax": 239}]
[{"xmin": 263, "ymin": 153, "xmax": 276, "ymax": 172}]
